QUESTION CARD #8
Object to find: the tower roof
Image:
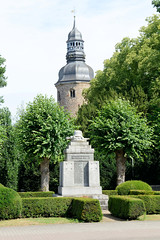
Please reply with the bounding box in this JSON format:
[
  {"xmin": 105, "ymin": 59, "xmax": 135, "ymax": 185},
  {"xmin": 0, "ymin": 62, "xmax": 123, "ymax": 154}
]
[
  {"xmin": 67, "ymin": 16, "xmax": 82, "ymax": 41},
  {"xmin": 55, "ymin": 17, "xmax": 94, "ymax": 86}
]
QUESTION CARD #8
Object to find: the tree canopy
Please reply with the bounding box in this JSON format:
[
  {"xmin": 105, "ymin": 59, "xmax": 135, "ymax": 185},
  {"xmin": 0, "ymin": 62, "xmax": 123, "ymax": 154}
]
[
  {"xmin": 152, "ymin": 0, "xmax": 160, "ymax": 12},
  {"xmin": 76, "ymin": 15, "xmax": 160, "ymax": 156},
  {"xmin": 16, "ymin": 94, "xmax": 75, "ymax": 191},
  {"xmin": 89, "ymin": 98, "xmax": 153, "ymax": 185}
]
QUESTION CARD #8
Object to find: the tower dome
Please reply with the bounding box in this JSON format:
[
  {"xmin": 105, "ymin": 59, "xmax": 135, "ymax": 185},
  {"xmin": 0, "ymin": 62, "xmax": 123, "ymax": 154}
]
[
  {"xmin": 67, "ymin": 17, "xmax": 82, "ymax": 41},
  {"xmin": 55, "ymin": 17, "xmax": 94, "ymax": 117}
]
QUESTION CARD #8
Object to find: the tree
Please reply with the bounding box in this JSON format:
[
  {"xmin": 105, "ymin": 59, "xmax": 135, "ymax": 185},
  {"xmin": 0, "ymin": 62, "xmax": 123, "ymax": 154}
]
[
  {"xmin": 76, "ymin": 15, "xmax": 160, "ymax": 185},
  {"xmin": 0, "ymin": 108, "xmax": 19, "ymax": 190},
  {"xmin": 89, "ymin": 99, "xmax": 153, "ymax": 185},
  {"xmin": 84, "ymin": 15, "xmax": 160, "ymax": 111},
  {"xmin": 152, "ymin": 0, "xmax": 160, "ymax": 12},
  {"xmin": 16, "ymin": 94, "xmax": 74, "ymax": 191},
  {"xmin": 0, "ymin": 55, "xmax": 7, "ymax": 104}
]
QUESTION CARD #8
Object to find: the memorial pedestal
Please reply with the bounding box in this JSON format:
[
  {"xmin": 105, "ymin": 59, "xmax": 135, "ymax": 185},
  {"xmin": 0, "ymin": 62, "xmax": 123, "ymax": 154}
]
[{"xmin": 58, "ymin": 130, "xmax": 102, "ymax": 196}]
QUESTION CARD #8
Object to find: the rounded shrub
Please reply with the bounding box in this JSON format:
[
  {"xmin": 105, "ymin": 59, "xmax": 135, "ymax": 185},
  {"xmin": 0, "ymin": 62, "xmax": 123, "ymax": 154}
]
[
  {"xmin": 116, "ymin": 180, "xmax": 152, "ymax": 195},
  {"xmin": 0, "ymin": 187, "xmax": 22, "ymax": 220},
  {"xmin": 0, "ymin": 183, "xmax": 4, "ymax": 187}
]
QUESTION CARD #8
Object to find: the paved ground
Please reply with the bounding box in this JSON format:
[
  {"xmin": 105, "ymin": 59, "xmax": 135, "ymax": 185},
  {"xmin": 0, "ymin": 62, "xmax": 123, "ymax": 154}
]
[{"xmin": 0, "ymin": 215, "xmax": 160, "ymax": 240}]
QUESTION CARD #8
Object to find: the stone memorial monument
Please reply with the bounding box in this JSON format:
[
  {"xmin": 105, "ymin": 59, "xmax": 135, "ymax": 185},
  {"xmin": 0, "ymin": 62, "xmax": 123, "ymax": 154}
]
[{"xmin": 58, "ymin": 130, "xmax": 102, "ymax": 196}]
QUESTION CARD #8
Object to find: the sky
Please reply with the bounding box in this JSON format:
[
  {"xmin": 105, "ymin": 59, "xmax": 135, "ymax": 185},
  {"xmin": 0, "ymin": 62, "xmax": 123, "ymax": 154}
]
[{"xmin": 0, "ymin": 0, "xmax": 157, "ymax": 121}]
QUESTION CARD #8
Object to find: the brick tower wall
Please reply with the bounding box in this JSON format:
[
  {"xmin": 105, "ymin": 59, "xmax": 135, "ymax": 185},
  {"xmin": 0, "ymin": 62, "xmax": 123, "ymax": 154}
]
[{"xmin": 56, "ymin": 82, "xmax": 90, "ymax": 117}]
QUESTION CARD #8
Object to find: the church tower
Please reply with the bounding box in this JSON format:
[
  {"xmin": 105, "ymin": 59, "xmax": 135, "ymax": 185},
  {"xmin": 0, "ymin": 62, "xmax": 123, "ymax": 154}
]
[{"xmin": 55, "ymin": 17, "xmax": 94, "ymax": 117}]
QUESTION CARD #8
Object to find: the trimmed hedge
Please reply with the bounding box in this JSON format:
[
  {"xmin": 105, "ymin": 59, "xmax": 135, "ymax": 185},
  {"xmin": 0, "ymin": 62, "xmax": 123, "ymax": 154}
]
[
  {"xmin": 70, "ymin": 198, "xmax": 102, "ymax": 222},
  {"xmin": 154, "ymin": 191, "xmax": 160, "ymax": 195},
  {"xmin": 129, "ymin": 190, "xmax": 154, "ymax": 195},
  {"xmin": 108, "ymin": 196, "xmax": 145, "ymax": 220},
  {"xmin": 130, "ymin": 195, "xmax": 160, "ymax": 214},
  {"xmin": 0, "ymin": 187, "xmax": 22, "ymax": 220},
  {"xmin": 102, "ymin": 190, "xmax": 118, "ymax": 196},
  {"xmin": 129, "ymin": 190, "xmax": 160, "ymax": 195},
  {"xmin": 22, "ymin": 197, "xmax": 72, "ymax": 218},
  {"xmin": 22, "ymin": 197, "xmax": 102, "ymax": 222},
  {"xmin": 116, "ymin": 180, "xmax": 152, "ymax": 195},
  {"xmin": 0, "ymin": 183, "xmax": 4, "ymax": 188},
  {"xmin": 18, "ymin": 191, "xmax": 55, "ymax": 198}
]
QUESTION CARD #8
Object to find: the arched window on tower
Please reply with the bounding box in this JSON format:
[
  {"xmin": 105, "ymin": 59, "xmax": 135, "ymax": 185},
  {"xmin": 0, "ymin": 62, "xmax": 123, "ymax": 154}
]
[
  {"xmin": 58, "ymin": 91, "xmax": 61, "ymax": 101},
  {"xmin": 70, "ymin": 89, "xmax": 75, "ymax": 98}
]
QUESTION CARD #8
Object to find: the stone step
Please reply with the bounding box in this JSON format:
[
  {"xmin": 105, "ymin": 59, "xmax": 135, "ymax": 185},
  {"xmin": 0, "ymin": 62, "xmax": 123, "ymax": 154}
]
[{"xmin": 90, "ymin": 194, "xmax": 109, "ymax": 210}]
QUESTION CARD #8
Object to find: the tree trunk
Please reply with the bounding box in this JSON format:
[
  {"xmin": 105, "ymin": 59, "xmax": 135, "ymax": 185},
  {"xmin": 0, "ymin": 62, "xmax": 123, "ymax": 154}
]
[
  {"xmin": 116, "ymin": 149, "xmax": 126, "ymax": 186},
  {"xmin": 40, "ymin": 157, "xmax": 50, "ymax": 192}
]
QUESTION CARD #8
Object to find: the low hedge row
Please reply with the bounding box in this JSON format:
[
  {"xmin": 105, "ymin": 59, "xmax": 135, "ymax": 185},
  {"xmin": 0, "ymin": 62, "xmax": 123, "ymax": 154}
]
[
  {"xmin": 154, "ymin": 191, "xmax": 160, "ymax": 195},
  {"xmin": 18, "ymin": 191, "xmax": 55, "ymax": 198},
  {"xmin": 22, "ymin": 197, "xmax": 102, "ymax": 222},
  {"xmin": 108, "ymin": 196, "xmax": 145, "ymax": 220},
  {"xmin": 102, "ymin": 190, "xmax": 118, "ymax": 196},
  {"xmin": 70, "ymin": 198, "xmax": 102, "ymax": 222},
  {"xmin": 130, "ymin": 195, "xmax": 160, "ymax": 214},
  {"xmin": 129, "ymin": 190, "xmax": 154, "ymax": 195},
  {"xmin": 129, "ymin": 190, "xmax": 160, "ymax": 195},
  {"xmin": 22, "ymin": 197, "xmax": 72, "ymax": 218}
]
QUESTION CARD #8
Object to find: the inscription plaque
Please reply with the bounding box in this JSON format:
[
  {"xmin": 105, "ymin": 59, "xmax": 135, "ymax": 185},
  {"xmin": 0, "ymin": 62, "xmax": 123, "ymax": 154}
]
[
  {"xmin": 74, "ymin": 162, "xmax": 89, "ymax": 186},
  {"xmin": 74, "ymin": 162, "xmax": 83, "ymax": 184},
  {"xmin": 71, "ymin": 155, "xmax": 90, "ymax": 160}
]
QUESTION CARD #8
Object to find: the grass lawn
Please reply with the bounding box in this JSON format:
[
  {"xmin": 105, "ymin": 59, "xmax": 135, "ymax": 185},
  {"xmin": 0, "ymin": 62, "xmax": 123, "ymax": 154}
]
[
  {"xmin": 0, "ymin": 217, "xmax": 81, "ymax": 227},
  {"xmin": 138, "ymin": 214, "xmax": 160, "ymax": 221}
]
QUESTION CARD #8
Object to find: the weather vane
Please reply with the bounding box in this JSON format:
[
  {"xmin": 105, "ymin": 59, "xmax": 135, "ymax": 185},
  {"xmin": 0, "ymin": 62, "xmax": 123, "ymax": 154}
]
[{"xmin": 71, "ymin": 8, "xmax": 76, "ymax": 17}]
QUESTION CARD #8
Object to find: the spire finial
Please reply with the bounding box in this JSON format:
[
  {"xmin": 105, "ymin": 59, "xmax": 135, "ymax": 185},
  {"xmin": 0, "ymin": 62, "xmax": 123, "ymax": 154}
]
[{"xmin": 71, "ymin": 9, "xmax": 76, "ymax": 29}]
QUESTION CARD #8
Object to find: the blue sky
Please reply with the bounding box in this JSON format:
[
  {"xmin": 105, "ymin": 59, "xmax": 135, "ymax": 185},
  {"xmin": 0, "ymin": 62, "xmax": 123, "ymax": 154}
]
[{"xmin": 0, "ymin": 0, "xmax": 157, "ymax": 120}]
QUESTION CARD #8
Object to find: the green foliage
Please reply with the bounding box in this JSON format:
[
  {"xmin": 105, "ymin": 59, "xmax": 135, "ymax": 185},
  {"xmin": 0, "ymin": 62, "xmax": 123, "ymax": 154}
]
[
  {"xmin": 0, "ymin": 55, "xmax": 7, "ymax": 104},
  {"xmin": 152, "ymin": 0, "xmax": 160, "ymax": 12},
  {"xmin": 154, "ymin": 191, "xmax": 160, "ymax": 195},
  {"xmin": 70, "ymin": 198, "xmax": 102, "ymax": 222},
  {"xmin": 75, "ymin": 103, "xmax": 98, "ymax": 136},
  {"xmin": 85, "ymin": 15, "xmax": 160, "ymax": 108},
  {"xmin": 102, "ymin": 190, "xmax": 118, "ymax": 196},
  {"xmin": 0, "ymin": 183, "xmax": 4, "ymax": 187},
  {"xmin": 129, "ymin": 190, "xmax": 154, "ymax": 195},
  {"xmin": 22, "ymin": 197, "xmax": 73, "ymax": 218},
  {"xmin": 95, "ymin": 151, "xmax": 117, "ymax": 190},
  {"xmin": 116, "ymin": 180, "xmax": 152, "ymax": 195},
  {"xmin": 0, "ymin": 108, "xmax": 19, "ymax": 190},
  {"xmin": 108, "ymin": 195, "xmax": 145, "ymax": 220},
  {"xmin": 19, "ymin": 191, "xmax": 55, "ymax": 198},
  {"xmin": 0, "ymin": 186, "xmax": 22, "ymax": 220},
  {"xmin": 15, "ymin": 94, "xmax": 75, "ymax": 191},
  {"xmin": 17, "ymin": 160, "xmax": 59, "ymax": 192},
  {"xmin": 16, "ymin": 94, "xmax": 74, "ymax": 163},
  {"xmin": 90, "ymin": 98, "xmax": 153, "ymax": 160},
  {"xmin": 22, "ymin": 197, "xmax": 102, "ymax": 222},
  {"xmin": 132, "ymin": 195, "xmax": 160, "ymax": 214},
  {"xmin": 18, "ymin": 160, "xmax": 41, "ymax": 192}
]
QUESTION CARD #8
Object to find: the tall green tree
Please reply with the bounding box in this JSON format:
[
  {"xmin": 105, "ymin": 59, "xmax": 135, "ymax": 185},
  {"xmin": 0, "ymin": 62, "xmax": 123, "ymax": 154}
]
[
  {"xmin": 89, "ymin": 99, "xmax": 153, "ymax": 185},
  {"xmin": 82, "ymin": 14, "xmax": 160, "ymax": 112},
  {"xmin": 0, "ymin": 108, "xmax": 19, "ymax": 190},
  {"xmin": 16, "ymin": 94, "xmax": 74, "ymax": 191},
  {"xmin": 76, "ymin": 15, "xmax": 160, "ymax": 185}
]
